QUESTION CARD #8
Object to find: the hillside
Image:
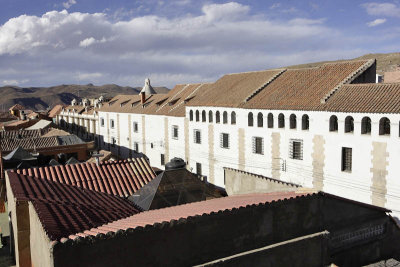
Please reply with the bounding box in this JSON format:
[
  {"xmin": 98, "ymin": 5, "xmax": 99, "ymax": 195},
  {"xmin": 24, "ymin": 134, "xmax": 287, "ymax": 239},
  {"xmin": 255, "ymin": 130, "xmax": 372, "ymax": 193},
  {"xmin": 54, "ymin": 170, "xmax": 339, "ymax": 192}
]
[
  {"xmin": 284, "ymin": 52, "xmax": 400, "ymax": 74},
  {"xmin": 0, "ymin": 84, "xmax": 169, "ymax": 111}
]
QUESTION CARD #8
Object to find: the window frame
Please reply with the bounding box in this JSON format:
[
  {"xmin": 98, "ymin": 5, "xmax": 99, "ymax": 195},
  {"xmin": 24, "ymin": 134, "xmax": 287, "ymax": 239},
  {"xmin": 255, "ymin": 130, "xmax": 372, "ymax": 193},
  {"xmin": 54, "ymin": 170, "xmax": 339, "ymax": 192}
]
[
  {"xmin": 220, "ymin": 133, "xmax": 230, "ymax": 149},
  {"xmin": 252, "ymin": 136, "xmax": 264, "ymax": 155},
  {"xmin": 341, "ymin": 147, "xmax": 352, "ymax": 172},
  {"xmin": 172, "ymin": 125, "xmax": 179, "ymax": 139},
  {"xmin": 194, "ymin": 129, "xmax": 201, "ymax": 144}
]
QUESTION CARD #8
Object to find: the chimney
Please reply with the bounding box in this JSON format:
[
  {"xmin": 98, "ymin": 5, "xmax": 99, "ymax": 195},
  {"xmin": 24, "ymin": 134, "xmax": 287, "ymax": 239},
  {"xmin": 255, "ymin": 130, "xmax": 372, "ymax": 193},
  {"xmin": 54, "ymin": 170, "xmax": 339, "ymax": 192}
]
[{"xmin": 140, "ymin": 91, "xmax": 146, "ymax": 105}]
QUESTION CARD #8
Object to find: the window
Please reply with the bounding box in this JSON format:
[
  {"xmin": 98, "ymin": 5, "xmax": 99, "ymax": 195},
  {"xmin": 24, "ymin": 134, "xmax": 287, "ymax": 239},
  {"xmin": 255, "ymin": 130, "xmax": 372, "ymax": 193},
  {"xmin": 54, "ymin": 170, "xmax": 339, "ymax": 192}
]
[
  {"xmin": 133, "ymin": 122, "xmax": 138, "ymax": 133},
  {"xmin": 379, "ymin": 117, "xmax": 390, "ymax": 135},
  {"xmin": 194, "ymin": 129, "xmax": 201, "ymax": 144},
  {"xmin": 248, "ymin": 112, "xmax": 254, "ymax": 127},
  {"xmin": 361, "ymin": 117, "xmax": 371, "ymax": 134},
  {"xmin": 341, "ymin": 147, "xmax": 352, "ymax": 172},
  {"xmin": 196, "ymin": 162, "xmax": 202, "ymax": 175},
  {"xmin": 231, "ymin": 112, "xmax": 236, "ymax": 125},
  {"xmin": 289, "ymin": 139, "xmax": 303, "ymax": 160},
  {"xmin": 302, "ymin": 114, "xmax": 309, "ymax": 130},
  {"xmin": 220, "ymin": 133, "xmax": 230, "ymax": 149},
  {"xmin": 111, "ymin": 137, "xmax": 116, "ymax": 147},
  {"xmin": 223, "ymin": 111, "xmax": 228, "ymax": 124},
  {"xmin": 278, "ymin": 113, "xmax": 285, "ymax": 128},
  {"xmin": 110, "ymin": 119, "xmax": 115, "ymax": 129},
  {"xmin": 195, "ymin": 110, "xmax": 200, "ymax": 122},
  {"xmin": 268, "ymin": 113, "xmax": 273, "ymax": 128},
  {"xmin": 257, "ymin": 112, "xmax": 263, "ymax": 127},
  {"xmin": 216, "ymin": 111, "xmax": 220, "ymax": 123},
  {"xmin": 151, "ymin": 143, "xmax": 154, "ymax": 149},
  {"xmin": 161, "ymin": 154, "xmax": 165, "ymax": 166},
  {"xmin": 344, "ymin": 116, "xmax": 354, "ymax": 133},
  {"xmin": 189, "ymin": 110, "xmax": 193, "ymax": 121},
  {"xmin": 134, "ymin": 142, "xmax": 139, "ymax": 152},
  {"xmin": 290, "ymin": 114, "xmax": 296, "ymax": 129},
  {"xmin": 172, "ymin": 125, "xmax": 179, "ymax": 139},
  {"xmin": 330, "ymin": 115, "xmax": 338, "ymax": 132},
  {"xmin": 209, "ymin": 111, "xmax": 213, "ymax": 123},
  {"xmin": 100, "ymin": 118, "xmax": 105, "ymax": 127},
  {"xmin": 252, "ymin": 137, "xmax": 264, "ymax": 155},
  {"xmin": 202, "ymin": 110, "xmax": 206, "ymax": 122}
]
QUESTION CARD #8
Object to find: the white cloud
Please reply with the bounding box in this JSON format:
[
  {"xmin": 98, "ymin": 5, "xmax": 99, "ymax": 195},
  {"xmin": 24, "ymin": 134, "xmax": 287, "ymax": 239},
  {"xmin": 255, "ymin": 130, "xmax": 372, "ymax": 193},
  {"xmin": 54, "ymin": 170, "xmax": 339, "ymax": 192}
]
[
  {"xmin": 63, "ymin": 0, "xmax": 77, "ymax": 9},
  {"xmin": 363, "ymin": 2, "xmax": 400, "ymax": 17},
  {"xmin": 367, "ymin": 18, "xmax": 387, "ymax": 27},
  {"xmin": 0, "ymin": 2, "xmax": 383, "ymax": 87},
  {"xmin": 270, "ymin": 3, "xmax": 281, "ymax": 9}
]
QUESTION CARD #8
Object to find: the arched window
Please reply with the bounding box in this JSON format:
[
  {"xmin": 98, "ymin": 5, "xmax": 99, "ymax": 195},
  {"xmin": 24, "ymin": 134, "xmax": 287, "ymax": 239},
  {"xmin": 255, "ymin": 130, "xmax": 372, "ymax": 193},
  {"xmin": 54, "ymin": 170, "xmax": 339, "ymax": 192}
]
[
  {"xmin": 209, "ymin": 111, "xmax": 213, "ymax": 123},
  {"xmin": 189, "ymin": 110, "xmax": 193, "ymax": 121},
  {"xmin": 267, "ymin": 113, "xmax": 273, "ymax": 128},
  {"xmin": 302, "ymin": 114, "xmax": 309, "ymax": 130},
  {"xmin": 329, "ymin": 115, "xmax": 338, "ymax": 132},
  {"xmin": 257, "ymin": 113, "xmax": 263, "ymax": 127},
  {"xmin": 278, "ymin": 113, "xmax": 285, "ymax": 128},
  {"xmin": 344, "ymin": 116, "xmax": 354, "ymax": 133},
  {"xmin": 361, "ymin": 117, "xmax": 371, "ymax": 134},
  {"xmin": 223, "ymin": 111, "xmax": 228, "ymax": 124},
  {"xmin": 195, "ymin": 110, "xmax": 200, "ymax": 122},
  {"xmin": 231, "ymin": 112, "xmax": 236, "ymax": 125},
  {"xmin": 290, "ymin": 114, "xmax": 296, "ymax": 129},
  {"xmin": 202, "ymin": 110, "xmax": 206, "ymax": 122},
  {"xmin": 216, "ymin": 111, "xmax": 220, "ymax": 123},
  {"xmin": 379, "ymin": 117, "xmax": 390, "ymax": 135},
  {"xmin": 248, "ymin": 112, "xmax": 254, "ymax": 127}
]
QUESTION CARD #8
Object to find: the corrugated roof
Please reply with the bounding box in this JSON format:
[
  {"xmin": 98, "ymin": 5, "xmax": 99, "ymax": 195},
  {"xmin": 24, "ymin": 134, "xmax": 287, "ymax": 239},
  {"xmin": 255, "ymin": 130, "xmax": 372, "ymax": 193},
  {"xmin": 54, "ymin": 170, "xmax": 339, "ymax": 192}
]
[
  {"xmin": 319, "ymin": 83, "xmax": 400, "ymax": 113},
  {"xmin": 66, "ymin": 192, "xmax": 308, "ymax": 241},
  {"xmin": 7, "ymin": 171, "xmax": 140, "ymax": 241},
  {"xmin": 243, "ymin": 60, "xmax": 372, "ymax": 110},
  {"xmin": 15, "ymin": 157, "xmax": 156, "ymax": 198}
]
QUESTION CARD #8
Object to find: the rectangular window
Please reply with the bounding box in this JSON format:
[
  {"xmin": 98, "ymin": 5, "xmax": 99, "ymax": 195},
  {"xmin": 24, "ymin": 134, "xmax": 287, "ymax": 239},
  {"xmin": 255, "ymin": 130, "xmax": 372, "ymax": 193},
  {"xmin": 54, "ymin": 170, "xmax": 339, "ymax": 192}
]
[
  {"xmin": 194, "ymin": 129, "xmax": 201, "ymax": 144},
  {"xmin": 161, "ymin": 154, "xmax": 165, "ymax": 166},
  {"xmin": 220, "ymin": 133, "xmax": 230, "ymax": 149},
  {"xmin": 252, "ymin": 137, "xmax": 264, "ymax": 155},
  {"xmin": 111, "ymin": 137, "xmax": 116, "ymax": 147},
  {"xmin": 172, "ymin": 125, "xmax": 179, "ymax": 139},
  {"xmin": 100, "ymin": 118, "xmax": 104, "ymax": 127},
  {"xmin": 342, "ymin": 147, "xmax": 352, "ymax": 172},
  {"xmin": 110, "ymin": 119, "xmax": 115, "ymax": 129},
  {"xmin": 134, "ymin": 142, "xmax": 139, "ymax": 152},
  {"xmin": 289, "ymin": 139, "xmax": 303, "ymax": 160},
  {"xmin": 133, "ymin": 122, "xmax": 138, "ymax": 133},
  {"xmin": 196, "ymin": 162, "xmax": 202, "ymax": 175}
]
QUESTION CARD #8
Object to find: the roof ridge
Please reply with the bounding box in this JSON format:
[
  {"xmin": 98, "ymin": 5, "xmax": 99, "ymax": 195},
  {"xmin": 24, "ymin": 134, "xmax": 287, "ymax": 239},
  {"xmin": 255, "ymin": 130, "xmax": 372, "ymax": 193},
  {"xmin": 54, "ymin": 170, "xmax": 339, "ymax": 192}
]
[
  {"xmin": 225, "ymin": 68, "xmax": 286, "ymax": 76},
  {"xmin": 244, "ymin": 69, "xmax": 287, "ymax": 102},
  {"xmin": 320, "ymin": 59, "xmax": 376, "ymax": 104}
]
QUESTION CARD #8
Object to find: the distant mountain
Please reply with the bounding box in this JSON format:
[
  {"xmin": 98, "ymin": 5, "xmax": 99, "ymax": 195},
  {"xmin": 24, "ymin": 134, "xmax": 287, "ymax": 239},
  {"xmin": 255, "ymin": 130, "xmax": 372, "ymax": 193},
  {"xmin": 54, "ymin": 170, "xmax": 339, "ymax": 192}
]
[
  {"xmin": 284, "ymin": 52, "xmax": 400, "ymax": 75},
  {"xmin": 0, "ymin": 84, "xmax": 169, "ymax": 111}
]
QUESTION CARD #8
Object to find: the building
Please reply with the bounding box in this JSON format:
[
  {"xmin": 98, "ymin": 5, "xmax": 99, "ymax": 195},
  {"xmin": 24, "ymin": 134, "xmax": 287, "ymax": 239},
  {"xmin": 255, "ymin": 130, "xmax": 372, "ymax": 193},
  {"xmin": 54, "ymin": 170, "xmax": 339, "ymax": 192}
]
[{"xmin": 6, "ymin": 167, "xmax": 400, "ymax": 267}]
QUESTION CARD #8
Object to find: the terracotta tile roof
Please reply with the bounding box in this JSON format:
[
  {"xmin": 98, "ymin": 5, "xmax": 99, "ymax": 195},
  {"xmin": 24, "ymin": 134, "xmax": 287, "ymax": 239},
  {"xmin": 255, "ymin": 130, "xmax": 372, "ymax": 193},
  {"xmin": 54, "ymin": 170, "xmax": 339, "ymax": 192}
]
[
  {"xmin": 189, "ymin": 70, "xmax": 284, "ymax": 107},
  {"xmin": 242, "ymin": 60, "xmax": 373, "ymax": 110},
  {"xmin": 0, "ymin": 129, "xmax": 43, "ymax": 139},
  {"xmin": 9, "ymin": 104, "xmax": 25, "ymax": 111},
  {"xmin": 64, "ymin": 105, "xmax": 86, "ymax": 114},
  {"xmin": 319, "ymin": 83, "xmax": 400, "ymax": 113},
  {"xmin": 1, "ymin": 136, "xmax": 60, "ymax": 153},
  {"xmin": 7, "ymin": 171, "xmax": 140, "ymax": 241},
  {"xmin": 99, "ymin": 84, "xmax": 204, "ymax": 117},
  {"xmin": 0, "ymin": 112, "xmax": 18, "ymax": 122},
  {"xmin": 67, "ymin": 191, "xmax": 308, "ymax": 241},
  {"xmin": 16, "ymin": 157, "xmax": 156, "ymax": 198},
  {"xmin": 48, "ymin": 104, "xmax": 64, "ymax": 118}
]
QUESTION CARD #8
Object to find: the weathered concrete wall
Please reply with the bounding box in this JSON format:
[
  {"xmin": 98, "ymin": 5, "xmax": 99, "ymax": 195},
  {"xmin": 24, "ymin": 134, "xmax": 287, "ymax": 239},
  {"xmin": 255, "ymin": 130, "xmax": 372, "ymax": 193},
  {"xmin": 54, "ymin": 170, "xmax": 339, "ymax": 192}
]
[
  {"xmin": 224, "ymin": 168, "xmax": 299, "ymax": 196},
  {"xmin": 29, "ymin": 203, "xmax": 53, "ymax": 267},
  {"xmin": 370, "ymin": 142, "xmax": 388, "ymax": 207},
  {"xmin": 6, "ymin": 174, "xmax": 31, "ymax": 267},
  {"xmin": 198, "ymin": 231, "xmax": 330, "ymax": 267},
  {"xmin": 312, "ymin": 135, "xmax": 325, "ymax": 191}
]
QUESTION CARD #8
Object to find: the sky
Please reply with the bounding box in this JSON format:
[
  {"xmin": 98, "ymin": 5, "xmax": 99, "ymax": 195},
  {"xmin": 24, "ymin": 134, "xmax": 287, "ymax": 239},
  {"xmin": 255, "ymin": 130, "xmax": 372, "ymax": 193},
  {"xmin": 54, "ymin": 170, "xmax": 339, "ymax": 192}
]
[{"xmin": 0, "ymin": 0, "xmax": 399, "ymax": 88}]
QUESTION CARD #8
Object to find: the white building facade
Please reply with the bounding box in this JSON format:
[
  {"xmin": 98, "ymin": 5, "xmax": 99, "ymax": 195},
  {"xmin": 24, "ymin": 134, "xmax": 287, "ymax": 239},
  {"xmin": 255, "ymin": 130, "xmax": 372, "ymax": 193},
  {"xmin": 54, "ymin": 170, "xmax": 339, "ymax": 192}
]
[{"xmin": 65, "ymin": 59, "xmax": 400, "ymax": 216}]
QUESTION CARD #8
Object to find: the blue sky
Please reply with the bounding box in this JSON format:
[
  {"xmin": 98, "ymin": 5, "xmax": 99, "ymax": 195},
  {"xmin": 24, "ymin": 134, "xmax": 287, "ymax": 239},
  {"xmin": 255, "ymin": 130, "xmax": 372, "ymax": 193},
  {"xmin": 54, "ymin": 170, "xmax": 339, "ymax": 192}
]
[{"xmin": 0, "ymin": 0, "xmax": 399, "ymax": 87}]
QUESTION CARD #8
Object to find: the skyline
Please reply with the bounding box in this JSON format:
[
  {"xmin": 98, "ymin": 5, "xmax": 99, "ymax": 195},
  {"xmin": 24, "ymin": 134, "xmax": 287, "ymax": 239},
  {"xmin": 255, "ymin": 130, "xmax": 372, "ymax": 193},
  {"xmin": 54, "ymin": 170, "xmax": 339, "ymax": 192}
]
[{"xmin": 0, "ymin": 0, "xmax": 399, "ymax": 87}]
